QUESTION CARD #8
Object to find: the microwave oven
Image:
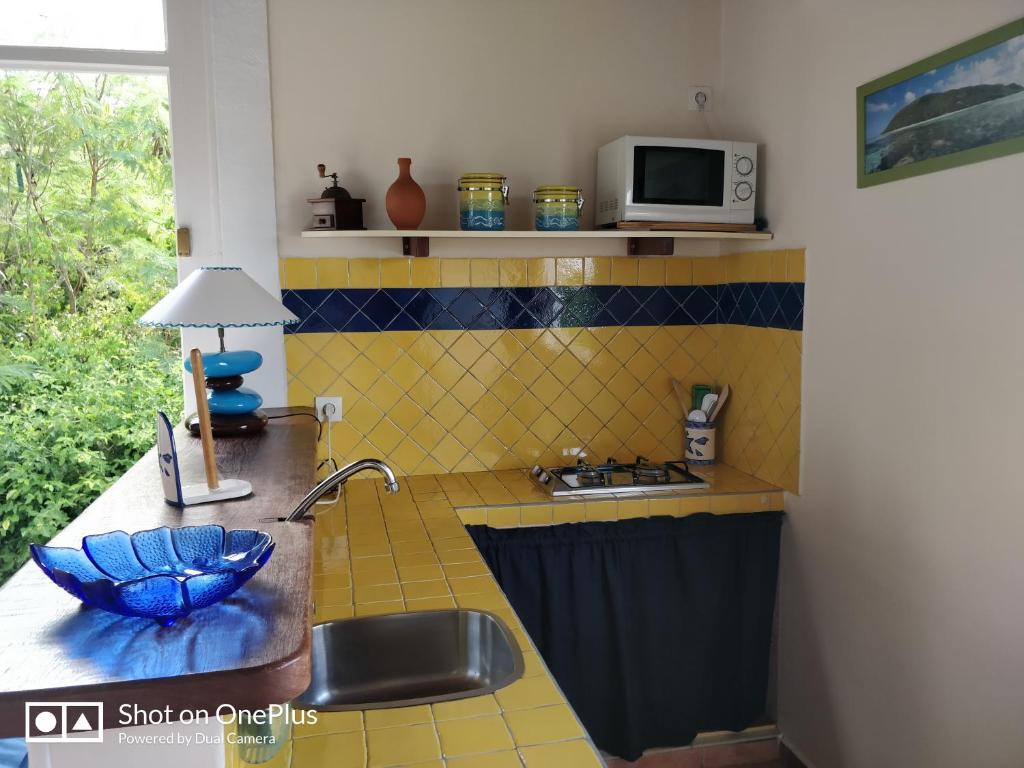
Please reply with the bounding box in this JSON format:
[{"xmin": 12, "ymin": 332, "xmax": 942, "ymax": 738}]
[{"xmin": 595, "ymin": 136, "xmax": 756, "ymax": 226}]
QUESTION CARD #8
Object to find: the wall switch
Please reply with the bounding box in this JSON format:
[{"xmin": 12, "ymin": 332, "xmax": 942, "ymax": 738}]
[
  {"xmin": 688, "ymin": 85, "xmax": 712, "ymax": 112},
  {"xmin": 315, "ymin": 396, "xmax": 342, "ymax": 422}
]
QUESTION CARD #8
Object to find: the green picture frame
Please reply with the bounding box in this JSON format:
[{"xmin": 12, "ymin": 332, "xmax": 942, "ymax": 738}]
[{"xmin": 857, "ymin": 16, "xmax": 1024, "ymax": 188}]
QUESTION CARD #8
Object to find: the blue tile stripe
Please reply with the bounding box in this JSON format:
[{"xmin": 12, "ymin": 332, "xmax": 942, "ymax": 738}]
[{"xmin": 282, "ymin": 282, "xmax": 804, "ymax": 334}]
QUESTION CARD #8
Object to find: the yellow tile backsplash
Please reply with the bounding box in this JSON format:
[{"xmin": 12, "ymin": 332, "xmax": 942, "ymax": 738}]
[
  {"xmin": 718, "ymin": 324, "xmax": 802, "ymax": 492},
  {"xmin": 287, "ymin": 325, "xmax": 721, "ymax": 476},
  {"xmin": 282, "ymin": 251, "xmax": 803, "ymax": 493}
]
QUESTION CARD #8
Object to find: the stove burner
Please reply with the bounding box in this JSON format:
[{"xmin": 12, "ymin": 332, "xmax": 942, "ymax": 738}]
[
  {"xmin": 531, "ymin": 458, "xmax": 709, "ymax": 496},
  {"xmin": 635, "ymin": 465, "xmax": 668, "ymax": 478},
  {"xmin": 575, "ymin": 460, "xmax": 604, "ymax": 485},
  {"xmin": 634, "ymin": 456, "xmax": 669, "ymax": 481}
]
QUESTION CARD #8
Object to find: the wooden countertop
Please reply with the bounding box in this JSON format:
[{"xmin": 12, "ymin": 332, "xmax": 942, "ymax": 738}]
[{"xmin": 0, "ymin": 411, "xmax": 318, "ymax": 737}]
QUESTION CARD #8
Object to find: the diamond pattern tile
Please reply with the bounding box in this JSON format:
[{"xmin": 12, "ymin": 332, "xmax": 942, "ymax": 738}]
[
  {"xmin": 282, "ymin": 282, "xmax": 803, "ymax": 335},
  {"xmin": 288, "ymin": 325, "xmax": 721, "ymax": 477},
  {"xmin": 718, "ymin": 324, "xmax": 802, "ymax": 492},
  {"xmin": 282, "ymin": 250, "xmax": 803, "ymax": 489}
]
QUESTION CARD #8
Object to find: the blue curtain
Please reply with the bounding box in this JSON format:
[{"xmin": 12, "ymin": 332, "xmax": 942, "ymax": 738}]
[{"xmin": 467, "ymin": 512, "xmax": 782, "ymax": 760}]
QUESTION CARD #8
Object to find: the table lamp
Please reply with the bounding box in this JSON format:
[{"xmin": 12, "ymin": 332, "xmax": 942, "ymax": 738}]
[{"xmin": 139, "ymin": 266, "xmax": 299, "ymax": 437}]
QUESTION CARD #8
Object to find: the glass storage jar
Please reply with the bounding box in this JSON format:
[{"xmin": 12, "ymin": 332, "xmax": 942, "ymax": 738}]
[
  {"xmin": 533, "ymin": 185, "xmax": 584, "ymax": 231},
  {"xmin": 458, "ymin": 173, "xmax": 509, "ymax": 231}
]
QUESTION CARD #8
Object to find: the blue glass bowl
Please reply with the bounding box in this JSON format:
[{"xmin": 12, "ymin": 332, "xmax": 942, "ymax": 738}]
[{"xmin": 30, "ymin": 525, "xmax": 275, "ymax": 626}]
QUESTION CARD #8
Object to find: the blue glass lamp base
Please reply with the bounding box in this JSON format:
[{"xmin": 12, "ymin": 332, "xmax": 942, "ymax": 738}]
[
  {"xmin": 186, "ymin": 409, "xmax": 269, "ymax": 437},
  {"xmin": 183, "ymin": 348, "xmax": 268, "ymax": 437}
]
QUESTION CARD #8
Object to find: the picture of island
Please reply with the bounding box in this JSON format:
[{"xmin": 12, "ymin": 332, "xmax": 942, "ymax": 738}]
[{"xmin": 862, "ymin": 26, "xmax": 1024, "ymax": 179}]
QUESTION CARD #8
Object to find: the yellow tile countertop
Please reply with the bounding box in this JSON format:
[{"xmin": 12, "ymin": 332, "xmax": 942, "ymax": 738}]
[
  {"xmin": 242, "ymin": 464, "xmax": 783, "ymax": 768},
  {"xmin": 443, "ymin": 464, "xmax": 784, "ymax": 527}
]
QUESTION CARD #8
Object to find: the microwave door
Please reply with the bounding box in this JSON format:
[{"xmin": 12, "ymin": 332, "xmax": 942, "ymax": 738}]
[{"xmin": 628, "ymin": 145, "xmax": 728, "ymax": 221}]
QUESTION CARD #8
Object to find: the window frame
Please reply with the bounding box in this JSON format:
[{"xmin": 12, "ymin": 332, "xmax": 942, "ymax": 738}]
[
  {"xmin": 0, "ymin": 44, "xmax": 166, "ymax": 72},
  {"xmin": 0, "ymin": 0, "xmax": 170, "ymax": 72},
  {"xmin": 0, "ymin": 0, "xmax": 286, "ymax": 414}
]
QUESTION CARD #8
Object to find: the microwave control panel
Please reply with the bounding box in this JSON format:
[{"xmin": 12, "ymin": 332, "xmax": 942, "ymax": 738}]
[{"xmin": 731, "ymin": 143, "xmax": 757, "ymax": 209}]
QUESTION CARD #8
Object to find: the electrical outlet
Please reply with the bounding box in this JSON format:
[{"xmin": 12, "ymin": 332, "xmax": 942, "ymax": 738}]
[
  {"xmin": 688, "ymin": 85, "xmax": 712, "ymax": 112},
  {"xmin": 315, "ymin": 396, "xmax": 342, "ymax": 422}
]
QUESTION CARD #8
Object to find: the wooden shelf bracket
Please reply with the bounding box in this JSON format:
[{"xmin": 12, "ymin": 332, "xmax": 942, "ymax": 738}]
[
  {"xmin": 627, "ymin": 236, "xmax": 674, "ymax": 256},
  {"xmin": 402, "ymin": 236, "xmax": 430, "ymax": 257}
]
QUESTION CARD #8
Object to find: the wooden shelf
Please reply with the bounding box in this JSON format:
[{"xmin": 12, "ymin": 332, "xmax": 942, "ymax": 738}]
[
  {"xmin": 301, "ymin": 228, "xmax": 773, "ymax": 240},
  {"xmin": 300, "ymin": 228, "xmax": 773, "ymax": 256}
]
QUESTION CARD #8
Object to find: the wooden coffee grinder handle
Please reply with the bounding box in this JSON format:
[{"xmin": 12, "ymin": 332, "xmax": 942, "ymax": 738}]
[{"xmin": 189, "ymin": 348, "xmax": 220, "ymax": 490}]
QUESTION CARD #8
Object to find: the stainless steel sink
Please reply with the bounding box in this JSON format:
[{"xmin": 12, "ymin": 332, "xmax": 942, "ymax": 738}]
[{"xmin": 293, "ymin": 609, "xmax": 525, "ymax": 710}]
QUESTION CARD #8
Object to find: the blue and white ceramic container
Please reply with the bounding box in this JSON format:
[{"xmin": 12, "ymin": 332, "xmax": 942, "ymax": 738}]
[
  {"xmin": 684, "ymin": 420, "xmax": 716, "ymax": 465},
  {"xmin": 458, "ymin": 173, "xmax": 508, "ymax": 231},
  {"xmin": 533, "ymin": 185, "xmax": 584, "ymax": 231}
]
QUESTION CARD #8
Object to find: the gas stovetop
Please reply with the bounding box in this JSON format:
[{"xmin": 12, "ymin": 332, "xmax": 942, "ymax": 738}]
[{"xmin": 530, "ymin": 456, "xmax": 709, "ymax": 497}]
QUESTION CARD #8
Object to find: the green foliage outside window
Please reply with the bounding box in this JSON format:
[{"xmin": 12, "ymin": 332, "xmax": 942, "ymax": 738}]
[{"xmin": 0, "ymin": 71, "xmax": 181, "ymax": 583}]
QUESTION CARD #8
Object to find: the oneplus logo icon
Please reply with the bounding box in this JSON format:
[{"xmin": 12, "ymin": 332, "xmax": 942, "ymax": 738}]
[{"xmin": 25, "ymin": 702, "xmax": 103, "ymax": 742}]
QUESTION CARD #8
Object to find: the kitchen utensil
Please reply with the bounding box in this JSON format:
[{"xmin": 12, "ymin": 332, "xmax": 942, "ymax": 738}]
[
  {"xmin": 692, "ymin": 384, "xmax": 713, "ymax": 412},
  {"xmin": 700, "ymin": 393, "xmax": 719, "ymax": 415},
  {"xmin": 671, "ymin": 379, "xmax": 689, "ymax": 413},
  {"xmin": 706, "ymin": 384, "xmax": 730, "ymax": 422},
  {"xmin": 155, "ymin": 410, "xmax": 251, "ymax": 507},
  {"xmin": 190, "ymin": 348, "xmax": 219, "ymax": 490},
  {"xmin": 309, "ymin": 163, "xmax": 366, "ymax": 230},
  {"xmin": 686, "ymin": 409, "xmax": 707, "ymax": 423}
]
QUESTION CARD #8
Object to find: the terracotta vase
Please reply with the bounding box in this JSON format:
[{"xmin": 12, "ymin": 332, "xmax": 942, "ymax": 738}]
[{"xmin": 385, "ymin": 157, "xmax": 426, "ymax": 230}]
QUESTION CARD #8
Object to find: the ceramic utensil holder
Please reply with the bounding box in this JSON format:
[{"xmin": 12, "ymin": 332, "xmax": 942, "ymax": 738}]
[{"xmin": 684, "ymin": 420, "xmax": 716, "ymax": 465}]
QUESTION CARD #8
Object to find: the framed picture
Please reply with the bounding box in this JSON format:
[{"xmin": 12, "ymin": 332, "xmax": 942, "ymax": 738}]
[{"xmin": 857, "ymin": 16, "xmax": 1024, "ymax": 188}]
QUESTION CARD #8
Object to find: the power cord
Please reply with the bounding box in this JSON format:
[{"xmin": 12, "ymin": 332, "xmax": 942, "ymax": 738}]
[
  {"xmin": 266, "ymin": 410, "xmax": 323, "ymax": 441},
  {"xmin": 266, "ymin": 406, "xmax": 339, "ymax": 504},
  {"xmin": 314, "ymin": 402, "xmax": 341, "ymax": 505}
]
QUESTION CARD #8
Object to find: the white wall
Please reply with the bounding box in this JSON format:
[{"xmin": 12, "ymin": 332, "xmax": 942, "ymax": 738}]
[
  {"xmin": 717, "ymin": 2, "xmax": 1024, "ymax": 766},
  {"xmin": 267, "ymin": 0, "xmax": 724, "ymax": 257},
  {"xmin": 169, "ymin": 0, "xmax": 286, "ymax": 410}
]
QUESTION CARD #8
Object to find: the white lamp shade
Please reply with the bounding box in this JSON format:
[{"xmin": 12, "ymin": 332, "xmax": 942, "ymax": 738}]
[{"xmin": 138, "ymin": 267, "xmax": 298, "ymax": 328}]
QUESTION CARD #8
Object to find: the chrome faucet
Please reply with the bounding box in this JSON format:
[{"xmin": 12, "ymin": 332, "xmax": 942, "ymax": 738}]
[{"xmin": 286, "ymin": 459, "xmax": 400, "ymax": 521}]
